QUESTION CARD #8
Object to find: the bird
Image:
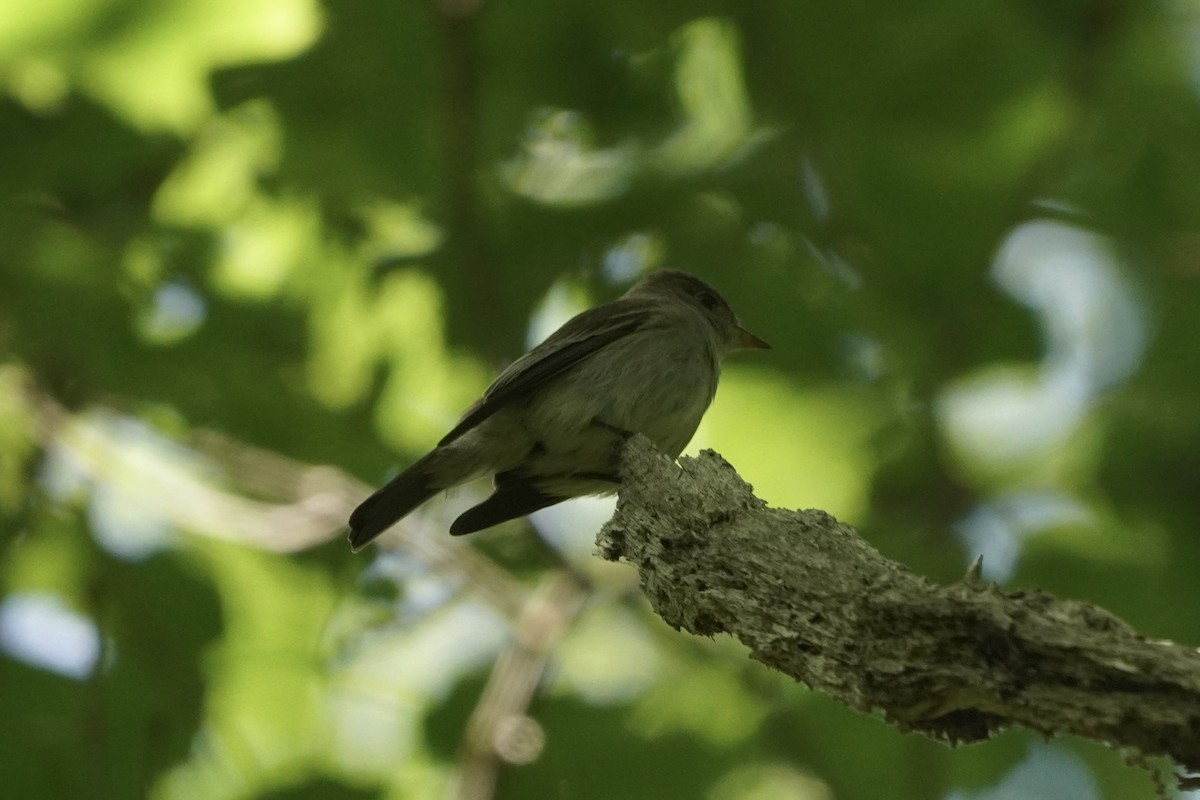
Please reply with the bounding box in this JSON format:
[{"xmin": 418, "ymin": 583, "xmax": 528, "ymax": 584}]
[{"xmin": 347, "ymin": 269, "xmax": 767, "ymax": 550}]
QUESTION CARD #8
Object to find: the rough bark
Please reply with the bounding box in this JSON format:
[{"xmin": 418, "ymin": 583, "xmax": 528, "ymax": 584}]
[{"xmin": 596, "ymin": 436, "xmax": 1200, "ymax": 778}]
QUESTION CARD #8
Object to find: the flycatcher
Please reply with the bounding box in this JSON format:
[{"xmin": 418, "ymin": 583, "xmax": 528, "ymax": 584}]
[{"xmin": 348, "ymin": 269, "xmax": 767, "ymax": 550}]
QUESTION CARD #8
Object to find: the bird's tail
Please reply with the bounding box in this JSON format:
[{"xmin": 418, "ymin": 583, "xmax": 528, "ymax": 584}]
[{"xmin": 348, "ymin": 452, "xmax": 442, "ymax": 552}]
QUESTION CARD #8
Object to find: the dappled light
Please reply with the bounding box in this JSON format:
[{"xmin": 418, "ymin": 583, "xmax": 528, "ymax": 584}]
[
  {"xmin": 502, "ymin": 110, "xmax": 640, "ymax": 206},
  {"xmin": 702, "ymin": 367, "xmax": 882, "ymax": 521},
  {"xmin": 652, "ymin": 19, "xmax": 766, "ymax": 175},
  {"xmin": 938, "ymin": 219, "xmax": 1148, "ymax": 579},
  {"xmin": 4, "ymin": 1, "xmax": 1200, "ymax": 799},
  {"xmin": 0, "ymin": 593, "xmax": 100, "ymax": 679}
]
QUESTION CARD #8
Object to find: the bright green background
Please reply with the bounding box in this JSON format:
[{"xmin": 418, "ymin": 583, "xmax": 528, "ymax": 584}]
[{"xmin": 2, "ymin": 1, "xmax": 1199, "ymax": 798}]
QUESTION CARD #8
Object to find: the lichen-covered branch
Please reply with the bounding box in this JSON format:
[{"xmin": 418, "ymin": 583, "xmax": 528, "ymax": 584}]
[{"xmin": 596, "ymin": 436, "xmax": 1200, "ymax": 777}]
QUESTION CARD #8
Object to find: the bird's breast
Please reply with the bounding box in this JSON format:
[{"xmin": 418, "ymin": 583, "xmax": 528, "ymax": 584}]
[{"xmin": 522, "ymin": 324, "xmax": 719, "ymax": 466}]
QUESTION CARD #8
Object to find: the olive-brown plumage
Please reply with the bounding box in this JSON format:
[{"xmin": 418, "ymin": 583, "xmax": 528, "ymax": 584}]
[{"xmin": 348, "ymin": 269, "xmax": 766, "ymax": 550}]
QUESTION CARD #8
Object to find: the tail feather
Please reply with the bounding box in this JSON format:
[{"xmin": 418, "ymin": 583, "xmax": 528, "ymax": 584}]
[
  {"xmin": 449, "ymin": 473, "xmax": 566, "ymax": 535},
  {"xmin": 348, "ymin": 453, "xmax": 440, "ymax": 551}
]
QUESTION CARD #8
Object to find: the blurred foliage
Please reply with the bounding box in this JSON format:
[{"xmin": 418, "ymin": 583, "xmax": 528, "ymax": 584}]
[{"xmin": 2, "ymin": 0, "xmax": 1200, "ymax": 798}]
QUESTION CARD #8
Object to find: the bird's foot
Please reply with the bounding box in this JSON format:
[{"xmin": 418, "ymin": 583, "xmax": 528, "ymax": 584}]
[{"xmin": 591, "ymin": 418, "xmax": 636, "ymax": 464}]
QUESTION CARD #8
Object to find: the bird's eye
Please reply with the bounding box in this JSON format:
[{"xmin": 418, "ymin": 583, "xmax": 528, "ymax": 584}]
[{"xmin": 697, "ymin": 291, "xmax": 720, "ymax": 311}]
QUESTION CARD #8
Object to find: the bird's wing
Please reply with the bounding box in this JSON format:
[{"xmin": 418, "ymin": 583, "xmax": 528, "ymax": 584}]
[{"xmin": 438, "ymin": 298, "xmax": 654, "ymax": 447}]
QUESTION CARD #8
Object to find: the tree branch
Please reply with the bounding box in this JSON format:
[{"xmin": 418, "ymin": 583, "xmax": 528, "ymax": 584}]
[{"xmin": 596, "ymin": 436, "xmax": 1200, "ymax": 781}]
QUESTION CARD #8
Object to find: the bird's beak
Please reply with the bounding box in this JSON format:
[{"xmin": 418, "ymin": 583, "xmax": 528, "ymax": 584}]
[{"xmin": 735, "ymin": 325, "xmax": 770, "ymax": 350}]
